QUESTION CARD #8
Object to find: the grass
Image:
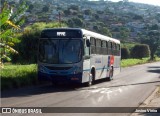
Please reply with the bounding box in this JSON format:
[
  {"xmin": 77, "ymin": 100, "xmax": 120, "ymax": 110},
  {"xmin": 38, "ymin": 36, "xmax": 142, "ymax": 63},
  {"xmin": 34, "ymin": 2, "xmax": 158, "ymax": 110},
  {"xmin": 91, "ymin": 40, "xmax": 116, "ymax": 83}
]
[
  {"xmin": 121, "ymin": 58, "xmax": 149, "ymax": 67},
  {"xmin": 121, "ymin": 57, "xmax": 160, "ymax": 67},
  {"xmin": 1, "ymin": 64, "xmax": 38, "ymax": 91}
]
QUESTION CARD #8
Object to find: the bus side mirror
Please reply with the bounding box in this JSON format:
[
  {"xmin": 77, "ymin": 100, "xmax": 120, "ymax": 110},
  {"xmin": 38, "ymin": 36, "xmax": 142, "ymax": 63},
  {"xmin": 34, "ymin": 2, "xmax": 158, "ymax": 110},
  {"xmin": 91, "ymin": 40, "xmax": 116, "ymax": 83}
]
[{"xmin": 86, "ymin": 39, "xmax": 90, "ymax": 47}]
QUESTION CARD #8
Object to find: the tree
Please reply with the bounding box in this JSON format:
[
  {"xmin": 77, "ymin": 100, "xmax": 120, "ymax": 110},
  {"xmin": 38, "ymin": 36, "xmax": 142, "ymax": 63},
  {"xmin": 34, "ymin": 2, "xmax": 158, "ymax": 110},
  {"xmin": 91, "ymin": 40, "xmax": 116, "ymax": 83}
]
[
  {"xmin": 0, "ymin": 1, "xmax": 28, "ymax": 67},
  {"xmin": 28, "ymin": 4, "xmax": 34, "ymax": 12},
  {"xmin": 93, "ymin": 25, "xmax": 100, "ymax": 32},
  {"xmin": 84, "ymin": 9, "xmax": 92, "ymax": 15},
  {"xmin": 141, "ymin": 24, "xmax": 160, "ymax": 60},
  {"xmin": 69, "ymin": 5, "xmax": 79, "ymax": 11},
  {"xmin": 64, "ymin": 9, "xmax": 70, "ymax": 16},
  {"xmin": 142, "ymin": 31, "xmax": 160, "ymax": 60},
  {"xmin": 94, "ymin": 14, "xmax": 99, "ymax": 20},
  {"xmin": 67, "ymin": 19, "xmax": 74, "ymax": 27},
  {"xmin": 101, "ymin": 27, "xmax": 112, "ymax": 37},
  {"xmin": 119, "ymin": 27, "xmax": 130, "ymax": 42},
  {"xmin": 42, "ymin": 5, "xmax": 49, "ymax": 12},
  {"xmin": 132, "ymin": 14, "xmax": 143, "ymax": 20},
  {"xmin": 72, "ymin": 17, "xmax": 83, "ymax": 27}
]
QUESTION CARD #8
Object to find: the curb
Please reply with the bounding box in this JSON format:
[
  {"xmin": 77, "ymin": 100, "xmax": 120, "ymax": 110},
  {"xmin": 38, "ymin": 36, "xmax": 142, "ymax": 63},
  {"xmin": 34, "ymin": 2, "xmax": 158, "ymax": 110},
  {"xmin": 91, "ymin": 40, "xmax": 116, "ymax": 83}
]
[
  {"xmin": 130, "ymin": 86, "xmax": 160, "ymax": 116},
  {"xmin": 141, "ymin": 87, "xmax": 159, "ymax": 106}
]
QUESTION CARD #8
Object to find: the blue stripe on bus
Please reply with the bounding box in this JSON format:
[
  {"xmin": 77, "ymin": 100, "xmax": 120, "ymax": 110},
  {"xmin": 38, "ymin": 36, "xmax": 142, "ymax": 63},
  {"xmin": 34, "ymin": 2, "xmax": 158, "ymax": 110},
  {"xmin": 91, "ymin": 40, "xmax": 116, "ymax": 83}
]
[{"xmin": 83, "ymin": 67, "xmax": 120, "ymax": 72}]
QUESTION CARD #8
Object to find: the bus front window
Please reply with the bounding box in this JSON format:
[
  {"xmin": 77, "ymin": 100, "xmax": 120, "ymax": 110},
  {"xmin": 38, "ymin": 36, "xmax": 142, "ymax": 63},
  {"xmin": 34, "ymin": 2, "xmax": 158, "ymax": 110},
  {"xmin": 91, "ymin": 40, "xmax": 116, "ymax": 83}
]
[
  {"xmin": 39, "ymin": 39, "xmax": 82, "ymax": 64},
  {"xmin": 39, "ymin": 40, "xmax": 59, "ymax": 64},
  {"xmin": 59, "ymin": 40, "xmax": 82, "ymax": 64}
]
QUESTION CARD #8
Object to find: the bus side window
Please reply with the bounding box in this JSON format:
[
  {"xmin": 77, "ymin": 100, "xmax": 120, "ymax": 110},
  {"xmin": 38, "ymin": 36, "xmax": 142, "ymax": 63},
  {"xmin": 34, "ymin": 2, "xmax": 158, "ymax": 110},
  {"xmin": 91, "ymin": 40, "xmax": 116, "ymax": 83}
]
[
  {"xmin": 102, "ymin": 40, "xmax": 106, "ymax": 55},
  {"xmin": 108, "ymin": 42, "xmax": 111, "ymax": 55},
  {"xmin": 96, "ymin": 39, "xmax": 101, "ymax": 54},
  {"xmin": 111, "ymin": 42, "xmax": 114, "ymax": 55},
  {"xmin": 106, "ymin": 41, "xmax": 108, "ymax": 55},
  {"xmin": 90, "ymin": 37, "xmax": 96, "ymax": 54}
]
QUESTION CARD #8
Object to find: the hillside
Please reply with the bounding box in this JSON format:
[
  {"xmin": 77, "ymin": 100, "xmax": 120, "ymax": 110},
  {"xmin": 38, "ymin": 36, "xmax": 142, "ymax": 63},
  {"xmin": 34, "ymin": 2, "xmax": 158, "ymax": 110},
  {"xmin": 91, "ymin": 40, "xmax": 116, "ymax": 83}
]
[{"xmin": 6, "ymin": 0, "xmax": 160, "ymax": 43}]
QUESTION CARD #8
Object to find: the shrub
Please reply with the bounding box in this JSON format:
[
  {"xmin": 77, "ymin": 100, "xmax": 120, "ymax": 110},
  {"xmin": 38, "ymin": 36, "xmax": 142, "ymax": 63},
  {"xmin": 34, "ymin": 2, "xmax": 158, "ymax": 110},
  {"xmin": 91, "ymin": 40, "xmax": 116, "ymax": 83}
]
[
  {"xmin": 131, "ymin": 44, "xmax": 150, "ymax": 59},
  {"xmin": 121, "ymin": 47, "xmax": 130, "ymax": 59}
]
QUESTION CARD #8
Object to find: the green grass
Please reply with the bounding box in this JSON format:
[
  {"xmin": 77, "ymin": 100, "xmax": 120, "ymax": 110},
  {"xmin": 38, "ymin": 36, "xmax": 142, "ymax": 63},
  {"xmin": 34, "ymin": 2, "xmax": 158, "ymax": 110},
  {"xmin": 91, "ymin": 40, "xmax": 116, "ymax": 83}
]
[
  {"xmin": 1, "ymin": 64, "xmax": 38, "ymax": 91},
  {"xmin": 121, "ymin": 57, "xmax": 160, "ymax": 67},
  {"xmin": 121, "ymin": 58, "xmax": 149, "ymax": 67}
]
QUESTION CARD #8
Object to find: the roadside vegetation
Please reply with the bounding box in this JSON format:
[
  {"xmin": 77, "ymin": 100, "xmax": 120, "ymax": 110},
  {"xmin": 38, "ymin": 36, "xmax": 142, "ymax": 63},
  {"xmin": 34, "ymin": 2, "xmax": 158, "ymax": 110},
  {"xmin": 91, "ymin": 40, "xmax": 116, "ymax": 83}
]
[
  {"xmin": 0, "ymin": 1, "xmax": 28, "ymax": 68},
  {"xmin": 121, "ymin": 57, "xmax": 160, "ymax": 67},
  {"xmin": 1, "ymin": 64, "xmax": 37, "ymax": 91}
]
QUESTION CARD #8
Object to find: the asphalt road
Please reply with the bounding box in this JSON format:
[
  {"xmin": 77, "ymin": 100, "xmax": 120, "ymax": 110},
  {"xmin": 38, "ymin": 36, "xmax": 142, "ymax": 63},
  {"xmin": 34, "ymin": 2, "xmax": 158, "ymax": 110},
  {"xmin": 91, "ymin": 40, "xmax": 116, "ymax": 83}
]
[{"xmin": 1, "ymin": 62, "xmax": 160, "ymax": 116}]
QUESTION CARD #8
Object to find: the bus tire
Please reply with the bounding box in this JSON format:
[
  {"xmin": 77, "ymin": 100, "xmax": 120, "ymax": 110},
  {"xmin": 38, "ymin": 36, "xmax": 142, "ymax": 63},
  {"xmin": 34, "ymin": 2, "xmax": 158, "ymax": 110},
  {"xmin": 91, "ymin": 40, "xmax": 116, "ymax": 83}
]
[
  {"xmin": 87, "ymin": 74, "xmax": 93, "ymax": 86},
  {"xmin": 87, "ymin": 68, "xmax": 95, "ymax": 86},
  {"xmin": 109, "ymin": 66, "xmax": 114, "ymax": 81}
]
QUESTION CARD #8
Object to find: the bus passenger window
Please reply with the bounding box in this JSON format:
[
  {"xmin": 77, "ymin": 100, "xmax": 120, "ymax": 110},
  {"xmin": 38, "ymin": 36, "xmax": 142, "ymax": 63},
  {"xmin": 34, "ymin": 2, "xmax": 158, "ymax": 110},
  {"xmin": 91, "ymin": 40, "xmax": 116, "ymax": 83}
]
[{"xmin": 106, "ymin": 41, "xmax": 108, "ymax": 55}]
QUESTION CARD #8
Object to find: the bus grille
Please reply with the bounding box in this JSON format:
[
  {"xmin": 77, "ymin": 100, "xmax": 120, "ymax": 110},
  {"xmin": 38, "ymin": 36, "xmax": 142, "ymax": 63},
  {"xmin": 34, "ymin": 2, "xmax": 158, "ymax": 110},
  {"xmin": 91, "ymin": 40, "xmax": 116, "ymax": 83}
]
[{"xmin": 46, "ymin": 66, "xmax": 72, "ymax": 70}]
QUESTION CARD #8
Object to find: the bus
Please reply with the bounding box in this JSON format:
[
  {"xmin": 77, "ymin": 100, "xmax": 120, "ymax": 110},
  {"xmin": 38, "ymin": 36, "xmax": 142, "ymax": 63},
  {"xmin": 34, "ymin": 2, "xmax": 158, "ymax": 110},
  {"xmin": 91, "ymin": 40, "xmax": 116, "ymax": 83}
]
[{"xmin": 38, "ymin": 28, "xmax": 121, "ymax": 86}]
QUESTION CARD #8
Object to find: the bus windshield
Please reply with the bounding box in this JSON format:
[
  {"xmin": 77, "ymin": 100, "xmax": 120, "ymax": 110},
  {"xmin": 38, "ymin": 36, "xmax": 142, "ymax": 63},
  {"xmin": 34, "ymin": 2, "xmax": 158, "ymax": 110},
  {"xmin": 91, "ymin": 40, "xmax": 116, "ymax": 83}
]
[{"xmin": 39, "ymin": 39, "xmax": 82, "ymax": 64}]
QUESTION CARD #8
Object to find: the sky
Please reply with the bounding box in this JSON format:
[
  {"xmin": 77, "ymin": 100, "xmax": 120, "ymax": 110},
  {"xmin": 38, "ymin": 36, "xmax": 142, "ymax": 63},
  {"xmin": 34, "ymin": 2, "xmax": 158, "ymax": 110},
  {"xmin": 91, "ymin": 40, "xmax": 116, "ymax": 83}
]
[
  {"xmin": 90, "ymin": 0, "xmax": 160, "ymax": 6},
  {"xmin": 109, "ymin": 0, "xmax": 160, "ymax": 6}
]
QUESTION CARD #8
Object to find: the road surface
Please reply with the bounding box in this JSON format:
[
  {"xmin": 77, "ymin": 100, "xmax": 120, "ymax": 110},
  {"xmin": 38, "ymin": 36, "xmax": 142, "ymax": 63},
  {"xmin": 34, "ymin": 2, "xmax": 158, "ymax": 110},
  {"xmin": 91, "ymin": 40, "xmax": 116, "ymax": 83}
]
[{"xmin": 1, "ymin": 62, "xmax": 160, "ymax": 116}]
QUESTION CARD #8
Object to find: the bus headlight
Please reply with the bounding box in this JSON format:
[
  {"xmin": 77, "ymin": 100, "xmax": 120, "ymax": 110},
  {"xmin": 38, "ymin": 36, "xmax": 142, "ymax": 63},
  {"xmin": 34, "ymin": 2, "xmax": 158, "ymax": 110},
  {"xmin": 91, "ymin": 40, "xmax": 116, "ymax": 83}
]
[
  {"xmin": 38, "ymin": 66, "xmax": 46, "ymax": 73},
  {"xmin": 73, "ymin": 67, "xmax": 81, "ymax": 74}
]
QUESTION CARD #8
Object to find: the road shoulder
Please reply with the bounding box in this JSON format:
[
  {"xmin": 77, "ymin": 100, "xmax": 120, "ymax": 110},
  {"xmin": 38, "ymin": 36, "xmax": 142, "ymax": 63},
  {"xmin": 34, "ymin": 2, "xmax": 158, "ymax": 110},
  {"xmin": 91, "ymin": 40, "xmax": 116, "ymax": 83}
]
[{"xmin": 131, "ymin": 86, "xmax": 160, "ymax": 115}]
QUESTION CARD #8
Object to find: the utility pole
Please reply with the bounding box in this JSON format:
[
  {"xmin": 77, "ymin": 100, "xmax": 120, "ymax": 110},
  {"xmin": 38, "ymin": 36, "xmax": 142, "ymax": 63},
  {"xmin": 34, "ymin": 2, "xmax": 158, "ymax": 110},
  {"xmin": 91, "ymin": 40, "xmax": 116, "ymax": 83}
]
[{"xmin": 58, "ymin": 12, "xmax": 61, "ymax": 27}]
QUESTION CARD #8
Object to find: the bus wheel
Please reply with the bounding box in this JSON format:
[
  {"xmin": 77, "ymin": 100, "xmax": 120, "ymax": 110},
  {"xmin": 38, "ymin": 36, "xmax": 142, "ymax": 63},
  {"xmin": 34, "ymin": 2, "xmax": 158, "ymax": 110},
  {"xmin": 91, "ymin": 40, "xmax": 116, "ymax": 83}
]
[
  {"xmin": 87, "ymin": 74, "xmax": 93, "ymax": 86},
  {"xmin": 109, "ymin": 67, "xmax": 113, "ymax": 81}
]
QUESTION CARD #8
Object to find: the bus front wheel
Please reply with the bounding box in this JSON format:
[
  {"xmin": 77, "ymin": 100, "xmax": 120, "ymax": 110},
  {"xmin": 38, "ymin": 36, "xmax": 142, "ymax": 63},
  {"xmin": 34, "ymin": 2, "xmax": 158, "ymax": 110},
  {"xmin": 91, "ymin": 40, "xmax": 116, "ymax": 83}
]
[{"xmin": 87, "ymin": 74, "xmax": 93, "ymax": 86}]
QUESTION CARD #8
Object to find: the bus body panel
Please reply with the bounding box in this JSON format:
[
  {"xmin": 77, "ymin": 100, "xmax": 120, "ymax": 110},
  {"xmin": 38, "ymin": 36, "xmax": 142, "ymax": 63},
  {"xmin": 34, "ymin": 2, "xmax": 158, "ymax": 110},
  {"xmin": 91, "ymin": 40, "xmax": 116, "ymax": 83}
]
[
  {"xmin": 102, "ymin": 55, "xmax": 110, "ymax": 78},
  {"xmin": 113, "ymin": 56, "xmax": 121, "ymax": 76},
  {"xmin": 90, "ymin": 55, "xmax": 103, "ymax": 80},
  {"xmin": 82, "ymin": 59, "xmax": 90, "ymax": 83}
]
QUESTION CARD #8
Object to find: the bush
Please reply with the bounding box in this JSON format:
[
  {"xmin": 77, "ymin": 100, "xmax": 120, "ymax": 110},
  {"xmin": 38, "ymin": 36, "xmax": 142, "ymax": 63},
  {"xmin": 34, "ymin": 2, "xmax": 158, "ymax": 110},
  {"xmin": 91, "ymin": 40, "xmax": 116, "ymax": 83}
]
[
  {"xmin": 121, "ymin": 47, "xmax": 130, "ymax": 59},
  {"xmin": 131, "ymin": 44, "xmax": 150, "ymax": 59}
]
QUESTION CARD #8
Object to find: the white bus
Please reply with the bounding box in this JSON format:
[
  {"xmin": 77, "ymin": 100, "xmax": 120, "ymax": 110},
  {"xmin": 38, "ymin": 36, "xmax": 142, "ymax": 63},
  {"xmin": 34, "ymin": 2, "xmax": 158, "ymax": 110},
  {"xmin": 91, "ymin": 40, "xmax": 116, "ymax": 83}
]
[{"xmin": 38, "ymin": 28, "xmax": 121, "ymax": 86}]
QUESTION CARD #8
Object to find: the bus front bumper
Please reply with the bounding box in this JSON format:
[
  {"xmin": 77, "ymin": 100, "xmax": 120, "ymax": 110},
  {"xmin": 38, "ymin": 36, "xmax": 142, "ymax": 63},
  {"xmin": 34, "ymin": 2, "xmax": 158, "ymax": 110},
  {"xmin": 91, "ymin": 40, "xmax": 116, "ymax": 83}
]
[{"xmin": 38, "ymin": 71, "xmax": 82, "ymax": 83}]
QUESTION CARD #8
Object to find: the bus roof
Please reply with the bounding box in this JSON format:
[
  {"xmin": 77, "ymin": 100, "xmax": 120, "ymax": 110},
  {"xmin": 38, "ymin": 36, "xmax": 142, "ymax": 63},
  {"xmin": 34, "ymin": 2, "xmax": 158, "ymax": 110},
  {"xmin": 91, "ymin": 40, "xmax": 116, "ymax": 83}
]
[
  {"xmin": 41, "ymin": 28, "xmax": 120, "ymax": 44},
  {"xmin": 81, "ymin": 29, "xmax": 120, "ymax": 44}
]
